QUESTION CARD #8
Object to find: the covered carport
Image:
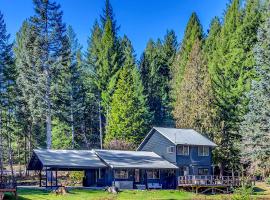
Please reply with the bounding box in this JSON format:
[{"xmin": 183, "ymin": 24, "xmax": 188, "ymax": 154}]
[{"xmin": 27, "ymin": 149, "xmax": 108, "ymax": 188}]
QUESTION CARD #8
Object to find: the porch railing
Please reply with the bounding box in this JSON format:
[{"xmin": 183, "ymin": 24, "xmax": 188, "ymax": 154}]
[{"xmin": 178, "ymin": 175, "xmax": 242, "ymax": 186}]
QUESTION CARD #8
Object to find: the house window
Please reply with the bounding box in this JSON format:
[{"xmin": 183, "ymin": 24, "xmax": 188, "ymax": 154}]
[
  {"xmin": 198, "ymin": 168, "xmax": 209, "ymax": 175},
  {"xmin": 114, "ymin": 169, "xmax": 129, "ymax": 179},
  {"xmin": 167, "ymin": 146, "xmax": 175, "ymax": 153},
  {"xmin": 198, "ymin": 146, "xmax": 209, "ymax": 156},
  {"xmin": 147, "ymin": 169, "xmax": 160, "ymax": 179},
  {"xmin": 177, "ymin": 145, "xmax": 189, "ymax": 155},
  {"xmin": 98, "ymin": 168, "xmax": 106, "ymax": 179}
]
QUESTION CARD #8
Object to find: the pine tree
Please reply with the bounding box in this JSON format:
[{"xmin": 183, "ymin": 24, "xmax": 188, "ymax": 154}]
[
  {"xmin": 0, "ymin": 11, "xmax": 16, "ymax": 185},
  {"xmin": 204, "ymin": 17, "xmax": 221, "ymax": 75},
  {"xmin": 86, "ymin": 0, "xmax": 122, "ymax": 148},
  {"xmin": 54, "ymin": 25, "xmax": 84, "ymax": 149},
  {"xmin": 140, "ymin": 30, "xmax": 177, "ymax": 126},
  {"xmin": 105, "ymin": 36, "xmax": 150, "ymax": 146},
  {"xmin": 171, "ymin": 12, "xmax": 203, "ymax": 98},
  {"xmin": 210, "ymin": 0, "xmax": 242, "ymax": 174},
  {"xmin": 173, "ymin": 39, "xmax": 213, "ymax": 136},
  {"xmin": 210, "ymin": 0, "xmax": 262, "ymax": 174},
  {"xmin": 29, "ymin": 0, "xmax": 69, "ymax": 149},
  {"xmin": 240, "ymin": 3, "xmax": 270, "ymax": 175}
]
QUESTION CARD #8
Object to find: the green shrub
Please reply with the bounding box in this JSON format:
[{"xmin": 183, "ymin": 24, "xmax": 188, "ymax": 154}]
[
  {"xmin": 232, "ymin": 186, "xmax": 253, "ymax": 200},
  {"xmin": 68, "ymin": 171, "xmax": 84, "ymax": 185},
  {"xmin": 266, "ymin": 177, "xmax": 270, "ymax": 185}
]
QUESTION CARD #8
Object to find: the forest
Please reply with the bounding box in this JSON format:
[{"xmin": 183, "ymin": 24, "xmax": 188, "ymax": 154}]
[{"xmin": 0, "ymin": 0, "xmax": 269, "ymax": 181}]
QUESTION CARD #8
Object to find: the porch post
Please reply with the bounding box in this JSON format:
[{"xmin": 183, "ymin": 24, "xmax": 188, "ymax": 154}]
[
  {"xmin": 51, "ymin": 170, "xmax": 53, "ymax": 189},
  {"xmin": 45, "ymin": 167, "xmax": 48, "ymax": 188},
  {"xmin": 39, "ymin": 170, "xmax": 42, "ymax": 187},
  {"xmin": 56, "ymin": 169, "xmax": 58, "ymax": 187}
]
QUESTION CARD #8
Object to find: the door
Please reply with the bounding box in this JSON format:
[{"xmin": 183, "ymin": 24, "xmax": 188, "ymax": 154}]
[{"xmin": 179, "ymin": 166, "xmax": 189, "ymax": 176}]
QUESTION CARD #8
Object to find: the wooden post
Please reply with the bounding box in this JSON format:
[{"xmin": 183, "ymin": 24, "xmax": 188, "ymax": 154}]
[
  {"xmin": 51, "ymin": 170, "xmax": 53, "ymax": 189},
  {"xmin": 39, "ymin": 170, "xmax": 42, "ymax": 187},
  {"xmin": 56, "ymin": 170, "xmax": 58, "ymax": 187},
  {"xmin": 45, "ymin": 168, "xmax": 48, "ymax": 188}
]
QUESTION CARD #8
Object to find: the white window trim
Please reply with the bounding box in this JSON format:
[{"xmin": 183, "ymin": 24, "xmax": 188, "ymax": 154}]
[
  {"xmin": 167, "ymin": 146, "xmax": 175, "ymax": 153},
  {"xmin": 147, "ymin": 169, "xmax": 160, "ymax": 179},
  {"xmin": 114, "ymin": 169, "xmax": 129, "ymax": 179},
  {"xmin": 177, "ymin": 145, "xmax": 189, "ymax": 156},
  {"xmin": 198, "ymin": 146, "xmax": 209, "ymax": 156}
]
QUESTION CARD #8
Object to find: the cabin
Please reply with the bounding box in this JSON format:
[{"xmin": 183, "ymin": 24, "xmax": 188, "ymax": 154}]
[
  {"xmin": 27, "ymin": 127, "xmax": 218, "ymax": 190},
  {"xmin": 138, "ymin": 127, "xmax": 217, "ymax": 176}
]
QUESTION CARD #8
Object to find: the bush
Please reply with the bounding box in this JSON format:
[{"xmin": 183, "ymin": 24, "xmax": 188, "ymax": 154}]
[
  {"xmin": 68, "ymin": 171, "xmax": 84, "ymax": 185},
  {"xmin": 232, "ymin": 186, "xmax": 253, "ymax": 200},
  {"xmin": 266, "ymin": 177, "xmax": 270, "ymax": 185}
]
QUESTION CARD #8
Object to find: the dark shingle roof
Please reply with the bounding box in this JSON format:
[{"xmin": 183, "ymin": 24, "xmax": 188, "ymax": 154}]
[
  {"xmin": 153, "ymin": 127, "xmax": 217, "ymax": 147},
  {"xmin": 28, "ymin": 149, "xmax": 107, "ymax": 170},
  {"xmin": 94, "ymin": 149, "xmax": 178, "ymax": 169}
]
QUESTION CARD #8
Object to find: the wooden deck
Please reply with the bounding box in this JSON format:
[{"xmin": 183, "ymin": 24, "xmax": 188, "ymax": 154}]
[{"xmin": 178, "ymin": 175, "xmax": 253, "ymax": 194}]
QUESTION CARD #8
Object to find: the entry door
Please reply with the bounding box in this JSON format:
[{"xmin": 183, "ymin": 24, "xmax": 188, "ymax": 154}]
[{"xmin": 179, "ymin": 166, "xmax": 189, "ymax": 176}]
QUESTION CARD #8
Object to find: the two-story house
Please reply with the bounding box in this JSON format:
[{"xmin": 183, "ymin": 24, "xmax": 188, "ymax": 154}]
[
  {"xmin": 137, "ymin": 127, "xmax": 217, "ymax": 176},
  {"xmin": 28, "ymin": 127, "xmax": 217, "ymax": 189}
]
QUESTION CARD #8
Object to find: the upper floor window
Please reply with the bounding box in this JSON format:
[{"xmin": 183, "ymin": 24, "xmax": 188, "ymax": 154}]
[
  {"xmin": 167, "ymin": 146, "xmax": 175, "ymax": 153},
  {"xmin": 177, "ymin": 145, "xmax": 189, "ymax": 155},
  {"xmin": 198, "ymin": 146, "xmax": 209, "ymax": 156},
  {"xmin": 114, "ymin": 169, "xmax": 129, "ymax": 179}
]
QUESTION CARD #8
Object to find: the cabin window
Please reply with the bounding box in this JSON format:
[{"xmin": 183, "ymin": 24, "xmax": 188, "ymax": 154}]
[
  {"xmin": 114, "ymin": 169, "xmax": 129, "ymax": 179},
  {"xmin": 198, "ymin": 146, "xmax": 209, "ymax": 156},
  {"xmin": 147, "ymin": 169, "xmax": 160, "ymax": 179},
  {"xmin": 198, "ymin": 168, "xmax": 209, "ymax": 175},
  {"xmin": 167, "ymin": 146, "xmax": 175, "ymax": 153},
  {"xmin": 177, "ymin": 145, "xmax": 189, "ymax": 155}
]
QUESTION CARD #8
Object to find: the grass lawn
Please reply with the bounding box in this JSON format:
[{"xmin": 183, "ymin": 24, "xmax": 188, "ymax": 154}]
[{"xmin": 2, "ymin": 182, "xmax": 270, "ymax": 200}]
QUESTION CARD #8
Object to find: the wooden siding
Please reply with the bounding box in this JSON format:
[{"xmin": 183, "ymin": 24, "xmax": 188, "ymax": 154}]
[
  {"xmin": 140, "ymin": 130, "xmax": 176, "ymax": 163},
  {"xmin": 176, "ymin": 146, "xmax": 213, "ymax": 175}
]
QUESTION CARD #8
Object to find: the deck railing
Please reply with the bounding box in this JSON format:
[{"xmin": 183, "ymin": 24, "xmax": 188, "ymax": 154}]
[{"xmin": 178, "ymin": 175, "xmax": 242, "ymax": 187}]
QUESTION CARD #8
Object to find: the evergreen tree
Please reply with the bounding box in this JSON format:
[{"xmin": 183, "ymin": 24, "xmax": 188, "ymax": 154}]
[
  {"xmin": 171, "ymin": 12, "xmax": 203, "ymax": 98},
  {"xmin": 240, "ymin": 4, "xmax": 270, "ymax": 175},
  {"xmin": 173, "ymin": 40, "xmax": 213, "ymax": 135},
  {"xmin": 210, "ymin": 0, "xmax": 242, "ymax": 174},
  {"xmin": 210, "ymin": 0, "xmax": 262, "ymax": 173},
  {"xmin": 54, "ymin": 25, "xmax": 84, "ymax": 149},
  {"xmin": 204, "ymin": 17, "xmax": 221, "ymax": 74},
  {"xmin": 140, "ymin": 30, "xmax": 177, "ymax": 126},
  {"xmin": 0, "ymin": 11, "xmax": 16, "ymax": 185},
  {"xmin": 29, "ymin": 0, "xmax": 69, "ymax": 149},
  {"xmin": 86, "ymin": 0, "xmax": 122, "ymax": 148},
  {"xmin": 105, "ymin": 36, "xmax": 150, "ymax": 146}
]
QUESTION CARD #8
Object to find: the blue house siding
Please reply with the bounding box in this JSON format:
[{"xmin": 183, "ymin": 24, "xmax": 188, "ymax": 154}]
[
  {"xmin": 176, "ymin": 146, "xmax": 213, "ymax": 175},
  {"xmin": 139, "ymin": 130, "xmax": 176, "ymax": 163},
  {"xmin": 85, "ymin": 168, "xmax": 177, "ymax": 189}
]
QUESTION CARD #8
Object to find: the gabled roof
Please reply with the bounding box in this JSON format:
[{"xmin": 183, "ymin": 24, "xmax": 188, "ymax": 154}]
[
  {"xmin": 28, "ymin": 149, "xmax": 107, "ymax": 170},
  {"xmin": 138, "ymin": 127, "xmax": 217, "ymax": 150},
  {"xmin": 94, "ymin": 149, "xmax": 178, "ymax": 169}
]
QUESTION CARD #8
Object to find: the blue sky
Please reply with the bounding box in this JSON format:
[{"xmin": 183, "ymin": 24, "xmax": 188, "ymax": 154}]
[{"xmin": 0, "ymin": 0, "xmax": 228, "ymax": 57}]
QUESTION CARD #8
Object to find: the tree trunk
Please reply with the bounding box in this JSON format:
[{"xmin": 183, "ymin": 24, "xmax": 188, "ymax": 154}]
[
  {"xmin": 0, "ymin": 111, "xmax": 3, "ymax": 186},
  {"xmin": 70, "ymin": 98, "xmax": 75, "ymax": 149},
  {"xmin": 45, "ymin": 70, "xmax": 52, "ymax": 149},
  {"xmin": 7, "ymin": 110, "xmax": 16, "ymax": 186},
  {"xmin": 98, "ymin": 98, "xmax": 103, "ymax": 149}
]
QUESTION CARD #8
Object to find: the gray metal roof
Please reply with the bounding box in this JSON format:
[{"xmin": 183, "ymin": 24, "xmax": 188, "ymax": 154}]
[
  {"xmin": 29, "ymin": 149, "xmax": 107, "ymax": 170},
  {"xmin": 94, "ymin": 149, "xmax": 178, "ymax": 169},
  {"xmin": 153, "ymin": 127, "xmax": 217, "ymax": 147}
]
